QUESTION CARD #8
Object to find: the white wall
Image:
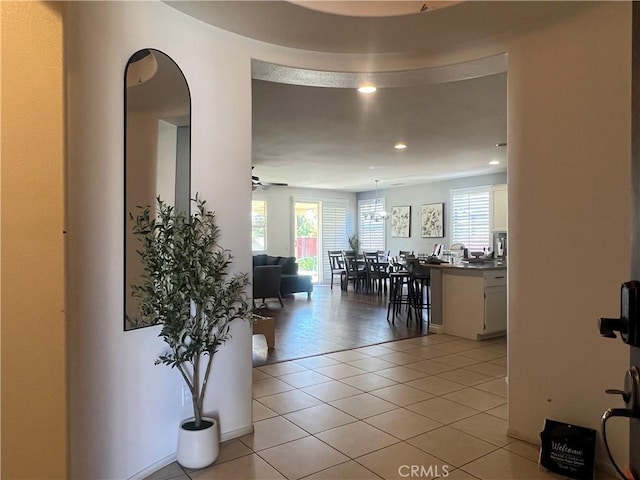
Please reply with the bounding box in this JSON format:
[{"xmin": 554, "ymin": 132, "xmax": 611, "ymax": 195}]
[
  {"xmin": 65, "ymin": 1, "xmax": 632, "ymax": 478},
  {"xmin": 66, "ymin": 3, "xmax": 254, "ymax": 478},
  {"xmin": 358, "ymin": 172, "xmax": 507, "ymax": 256},
  {"xmin": 505, "ymin": 3, "xmax": 631, "ymax": 462},
  {"xmin": 252, "ymin": 186, "xmax": 357, "ymax": 257}
]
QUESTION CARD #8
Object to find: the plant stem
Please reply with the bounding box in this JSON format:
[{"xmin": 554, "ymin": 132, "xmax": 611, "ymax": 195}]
[
  {"xmin": 192, "ymin": 357, "xmax": 201, "ymax": 428},
  {"xmin": 199, "ymin": 352, "xmax": 215, "ymax": 419},
  {"xmin": 177, "ymin": 363, "xmax": 194, "ymax": 393}
]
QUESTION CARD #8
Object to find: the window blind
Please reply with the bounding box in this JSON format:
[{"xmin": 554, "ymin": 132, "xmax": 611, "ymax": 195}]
[
  {"xmin": 358, "ymin": 198, "xmax": 386, "ymax": 251},
  {"xmin": 321, "ymin": 201, "xmax": 348, "ymax": 284},
  {"xmin": 251, "ymin": 200, "xmax": 267, "ymax": 252},
  {"xmin": 450, "ymin": 186, "xmax": 491, "ymax": 252}
]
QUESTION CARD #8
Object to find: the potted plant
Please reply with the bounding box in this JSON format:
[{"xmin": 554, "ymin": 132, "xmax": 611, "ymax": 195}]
[
  {"xmin": 130, "ymin": 196, "xmax": 250, "ymax": 469},
  {"xmin": 348, "ymin": 233, "xmax": 359, "ymax": 252}
]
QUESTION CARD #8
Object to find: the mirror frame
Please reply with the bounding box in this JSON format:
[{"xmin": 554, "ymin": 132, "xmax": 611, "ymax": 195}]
[{"xmin": 123, "ymin": 48, "xmax": 191, "ymax": 330}]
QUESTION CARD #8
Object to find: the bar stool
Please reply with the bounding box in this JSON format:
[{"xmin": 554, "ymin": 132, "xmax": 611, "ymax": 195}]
[
  {"xmin": 386, "ymin": 270, "xmax": 413, "ymax": 324},
  {"xmin": 407, "ymin": 261, "xmax": 431, "ymax": 332},
  {"xmin": 407, "ymin": 268, "xmax": 431, "ymax": 333}
]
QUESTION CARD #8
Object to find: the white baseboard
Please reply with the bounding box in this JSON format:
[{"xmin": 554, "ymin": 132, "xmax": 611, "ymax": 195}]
[
  {"xmin": 220, "ymin": 424, "xmax": 254, "ymax": 442},
  {"xmin": 506, "ymin": 427, "xmax": 539, "ymax": 445},
  {"xmin": 429, "ymin": 324, "xmax": 444, "ymax": 333},
  {"xmin": 128, "ymin": 453, "xmax": 177, "ymax": 480},
  {"xmin": 127, "ymin": 425, "xmax": 254, "ymax": 480}
]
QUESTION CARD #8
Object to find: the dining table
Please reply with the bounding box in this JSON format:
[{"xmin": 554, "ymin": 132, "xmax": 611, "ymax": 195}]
[{"xmin": 342, "ymin": 254, "xmax": 389, "ymax": 293}]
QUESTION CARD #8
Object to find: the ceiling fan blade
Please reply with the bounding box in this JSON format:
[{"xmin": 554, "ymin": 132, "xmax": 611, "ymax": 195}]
[
  {"xmin": 262, "ymin": 182, "xmax": 288, "ymax": 187},
  {"xmin": 252, "ymin": 166, "xmax": 288, "ymax": 189}
]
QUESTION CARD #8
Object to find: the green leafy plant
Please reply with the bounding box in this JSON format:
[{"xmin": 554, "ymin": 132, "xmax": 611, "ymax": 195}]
[
  {"xmin": 297, "ymin": 256, "xmax": 317, "ymax": 272},
  {"xmin": 296, "ymin": 214, "xmax": 317, "ymax": 237},
  {"xmin": 131, "ymin": 196, "xmax": 249, "ymax": 429}
]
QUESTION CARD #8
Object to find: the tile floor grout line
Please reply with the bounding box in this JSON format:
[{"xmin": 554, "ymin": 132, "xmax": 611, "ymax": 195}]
[
  {"xmin": 257, "ymin": 334, "xmax": 431, "ymax": 367},
  {"xmin": 253, "ymin": 448, "xmax": 299, "ymax": 480},
  {"xmin": 156, "ymin": 334, "xmax": 597, "ymax": 480},
  {"xmin": 352, "ymin": 437, "xmax": 454, "ymax": 474},
  {"xmin": 301, "ymin": 458, "xmax": 384, "ymax": 480},
  {"xmin": 445, "ymin": 411, "xmax": 514, "ymax": 449},
  {"xmin": 407, "ymin": 436, "xmax": 503, "ymax": 472},
  {"xmin": 210, "ymin": 335, "xmax": 511, "ymax": 479}
]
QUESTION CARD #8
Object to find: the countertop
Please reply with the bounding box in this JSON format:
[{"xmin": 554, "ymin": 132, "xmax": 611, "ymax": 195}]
[{"xmin": 420, "ymin": 259, "xmax": 507, "ymax": 271}]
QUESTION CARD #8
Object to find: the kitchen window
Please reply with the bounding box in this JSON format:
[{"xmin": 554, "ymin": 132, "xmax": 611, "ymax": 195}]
[
  {"xmin": 450, "ymin": 186, "xmax": 491, "ymax": 252},
  {"xmin": 358, "ymin": 198, "xmax": 386, "ymax": 251}
]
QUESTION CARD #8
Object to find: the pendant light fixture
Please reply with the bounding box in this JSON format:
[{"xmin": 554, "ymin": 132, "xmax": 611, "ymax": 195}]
[{"xmin": 364, "ymin": 179, "xmax": 388, "ymax": 221}]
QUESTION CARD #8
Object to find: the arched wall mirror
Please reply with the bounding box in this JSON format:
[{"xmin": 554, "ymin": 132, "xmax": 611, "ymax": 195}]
[{"xmin": 124, "ymin": 49, "xmax": 191, "ymax": 330}]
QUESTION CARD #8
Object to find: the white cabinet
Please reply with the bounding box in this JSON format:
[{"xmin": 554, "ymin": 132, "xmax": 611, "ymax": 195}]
[
  {"xmin": 491, "ymin": 184, "xmax": 508, "ymax": 232},
  {"xmin": 443, "ymin": 269, "xmax": 507, "ymax": 340},
  {"xmin": 484, "ymin": 284, "xmax": 507, "ymax": 334}
]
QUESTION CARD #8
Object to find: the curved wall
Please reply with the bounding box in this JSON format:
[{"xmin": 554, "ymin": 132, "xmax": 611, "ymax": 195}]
[
  {"xmin": 65, "ymin": 1, "xmax": 632, "ymax": 478},
  {"xmin": 65, "ymin": 3, "xmax": 255, "ymax": 478}
]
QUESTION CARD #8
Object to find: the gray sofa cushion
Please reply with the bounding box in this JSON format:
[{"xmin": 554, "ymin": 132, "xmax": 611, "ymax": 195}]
[
  {"xmin": 253, "ymin": 255, "xmax": 311, "ymax": 297},
  {"xmin": 266, "ymin": 256, "xmax": 281, "ymax": 266},
  {"xmin": 253, "ymin": 254, "xmax": 268, "ymax": 268},
  {"xmin": 279, "ymin": 257, "xmax": 298, "ymax": 275}
]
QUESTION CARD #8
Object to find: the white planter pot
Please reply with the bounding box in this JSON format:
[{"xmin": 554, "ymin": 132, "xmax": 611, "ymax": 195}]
[{"xmin": 176, "ymin": 416, "xmax": 220, "ymax": 469}]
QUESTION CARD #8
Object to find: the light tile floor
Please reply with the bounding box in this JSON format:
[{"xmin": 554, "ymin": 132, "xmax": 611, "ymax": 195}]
[{"xmin": 148, "ymin": 334, "xmax": 616, "ymax": 480}]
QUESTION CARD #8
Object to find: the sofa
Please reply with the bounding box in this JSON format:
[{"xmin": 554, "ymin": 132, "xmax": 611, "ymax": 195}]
[{"xmin": 252, "ymin": 254, "xmax": 313, "ymax": 298}]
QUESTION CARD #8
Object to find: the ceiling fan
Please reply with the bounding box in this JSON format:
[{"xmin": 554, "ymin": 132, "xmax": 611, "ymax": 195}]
[{"xmin": 252, "ymin": 167, "xmax": 288, "ymax": 191}]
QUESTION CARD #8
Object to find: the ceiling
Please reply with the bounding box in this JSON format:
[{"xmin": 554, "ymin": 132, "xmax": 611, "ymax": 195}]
[
  {"xmin": 288, "ymin": 1, "xmax": 462, "ymax": 17},
  {"xmin": 167, "ymin": 1, "xmax": 587, "ymax": 55},
  {"xmin": 165, "ymin": 1, "xmax": 592, "ymax": 194},
  {"xmin": 251, "ymin": 70, "xmax": 507, "ymax": 193}
]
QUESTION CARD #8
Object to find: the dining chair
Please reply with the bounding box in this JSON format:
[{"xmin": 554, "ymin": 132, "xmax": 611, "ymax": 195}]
[
  {"xmin": 364, "ymin": 251, "xmax": 389, "ymax": 295},
  {"xmin": 377, "ymin": 250, "xmax": 390, "ymax": 261},
  {"xmin": 327, "ymin": 250, "xmax": 346, "ymax": 290},
  {"xmin": 399, "ymin": 250, "xmax": 414, "ymax": 259},
  {"xmin": 342, "ymin": 250, "xmax": 366, "ymax": 292},
  {"xmin": 387, "ymin": 255, "xmax": 402, "ymax": 272}
]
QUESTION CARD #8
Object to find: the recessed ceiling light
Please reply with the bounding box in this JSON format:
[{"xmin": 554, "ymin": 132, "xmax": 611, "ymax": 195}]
[
  {"xmin": 394, "ymin": 142, "xmax": 407, "ymax": 150},
  {"xmin": 489, "ymin": 160, "xmax": 500, "ymax": 165},
  {"xmin": 357, "ymin": 84, "xmax": 377, "ymax": 94}
]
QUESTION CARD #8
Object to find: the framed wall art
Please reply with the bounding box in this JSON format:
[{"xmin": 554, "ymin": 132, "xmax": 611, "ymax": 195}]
[
  {"xmin": 421, "ymin": 203, "xmax": 444, "ymax": 238},
  {"xmin": 391, "ymin": 205, "xmax": 411, "ymax": 237}
]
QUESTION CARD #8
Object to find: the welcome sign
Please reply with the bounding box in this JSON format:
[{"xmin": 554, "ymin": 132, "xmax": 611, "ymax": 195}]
[{"xmin": 539, "ymin": 419, "xmax": 596, "ymax": 480}]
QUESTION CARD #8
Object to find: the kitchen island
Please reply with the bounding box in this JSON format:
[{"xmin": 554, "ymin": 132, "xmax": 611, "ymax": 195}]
[{"xmin": 426, "ymin": 259, "xmax": 507, "ymax": 340}]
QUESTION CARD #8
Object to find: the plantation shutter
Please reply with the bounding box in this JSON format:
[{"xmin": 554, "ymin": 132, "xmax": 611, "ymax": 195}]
[
  {"xmin": 358, "ymin": 198, "xmax": 386, "ymax": 251},
  {"xmin": 450, "ymin": 186, "xmax": 491, "ymax": 252},
  {"xmin": 321, "ymin": 201, "xmax": 348, "ymax": 284},
  {"xmin": 251, "ymin": 200, "xmax": 267, "ymax": 252}
]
